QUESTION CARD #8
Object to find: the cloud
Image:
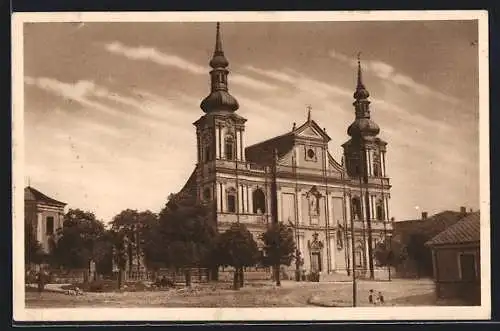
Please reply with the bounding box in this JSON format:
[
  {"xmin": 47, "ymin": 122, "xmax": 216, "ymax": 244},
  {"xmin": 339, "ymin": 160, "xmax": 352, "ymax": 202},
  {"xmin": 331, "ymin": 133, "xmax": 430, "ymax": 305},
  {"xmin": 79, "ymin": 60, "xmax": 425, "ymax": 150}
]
[
  {"xmin": 328, "ymin": 49, "xmax": 461, "ymax": 105},
  {"xmin": 24, "ymin": 76, "xmax": 177, "ymax": 128},
  {"xmin": 244, "ymin": 65, "xmax": 352, "ymax": 99},
  {"xmin": 103, "ymin": 42, "xmax": 278, "ymax": 92}
]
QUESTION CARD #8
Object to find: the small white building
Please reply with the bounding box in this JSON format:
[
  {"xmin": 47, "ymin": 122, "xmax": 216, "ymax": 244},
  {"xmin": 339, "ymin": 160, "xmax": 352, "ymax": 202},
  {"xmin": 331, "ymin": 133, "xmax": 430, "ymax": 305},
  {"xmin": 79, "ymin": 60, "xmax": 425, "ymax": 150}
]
[{"xmin": 25, "ymin": 186, "xmax": 66, "ymax": 253}]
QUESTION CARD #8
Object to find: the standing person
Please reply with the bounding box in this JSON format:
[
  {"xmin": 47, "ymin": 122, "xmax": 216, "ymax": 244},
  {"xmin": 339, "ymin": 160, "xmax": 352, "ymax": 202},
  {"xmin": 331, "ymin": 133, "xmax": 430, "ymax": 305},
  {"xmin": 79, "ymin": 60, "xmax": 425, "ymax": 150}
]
[
  {"xmin": 37, "ymin": 270, "xmax": 45, "ymax": 293},
  {"xmin": 368, "ymin": 289, "xmax": 374, "ymax": 304},
  {"xmin": 378, "ymin": 291, "xmax": 385, "ymax": 305}
]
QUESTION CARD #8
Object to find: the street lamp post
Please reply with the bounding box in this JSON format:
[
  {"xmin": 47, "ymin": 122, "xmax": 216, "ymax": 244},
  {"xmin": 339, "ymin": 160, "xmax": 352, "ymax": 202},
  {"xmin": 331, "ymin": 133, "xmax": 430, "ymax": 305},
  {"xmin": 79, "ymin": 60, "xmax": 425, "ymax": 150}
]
[{"xmin": 349, "ymin": 204, "xmax": 357, "ymax": 307}]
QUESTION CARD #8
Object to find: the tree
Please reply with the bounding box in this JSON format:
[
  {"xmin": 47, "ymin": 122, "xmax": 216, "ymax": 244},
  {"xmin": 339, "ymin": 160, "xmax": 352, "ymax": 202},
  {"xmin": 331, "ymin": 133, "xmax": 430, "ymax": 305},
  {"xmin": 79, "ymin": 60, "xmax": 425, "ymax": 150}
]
[
  {"xmin": 406, "ymin": 233, "xmax": 433, "ymax": 277},
  {"xmin": 111, "ymin": 209, "xmax": 158, "ymax": 277},
  {"xmin": 52, "ymin": 209, "xmax": 106, "ymax": 277},
  {"xmin": 216, "ymin": 223, "xmax": 259, "ymax": 290},
  {"xmin": 155, "ymin": 193, "xmax": 216, "ymax": 287},
  {"xmin": 25, "ymin": 222, "xmax": 43, "ymax": 266},
  {"xmin": 108, "ymin": 229, "xmax": 128, "ymax": 288},
  {"xmin": 260, "ymin": 222, "xmax": 296, "ymax": 286}
]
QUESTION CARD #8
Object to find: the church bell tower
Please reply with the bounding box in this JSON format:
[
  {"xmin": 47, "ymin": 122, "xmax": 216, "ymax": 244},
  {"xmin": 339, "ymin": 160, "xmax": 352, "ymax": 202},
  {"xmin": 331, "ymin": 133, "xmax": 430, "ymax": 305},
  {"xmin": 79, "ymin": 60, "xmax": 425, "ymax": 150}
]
[
  {"xmin": 342, "ymin": 54, "xmax": 390, "ymax": 280},
  {"xmin": 194, "ymin": 23, "xmax": 247, "ymax": 204}
]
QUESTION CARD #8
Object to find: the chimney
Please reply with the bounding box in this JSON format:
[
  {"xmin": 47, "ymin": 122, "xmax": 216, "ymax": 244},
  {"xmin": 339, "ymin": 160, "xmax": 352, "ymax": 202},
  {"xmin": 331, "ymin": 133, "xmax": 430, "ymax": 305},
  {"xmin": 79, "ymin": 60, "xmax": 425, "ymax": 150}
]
[
  {"xmin": 421, "ymin": 212, "xmax": 428, "ymax": 220},
  {"xmin": 460, "ymin": 206, "xmax": 467, "ymax": 214}
]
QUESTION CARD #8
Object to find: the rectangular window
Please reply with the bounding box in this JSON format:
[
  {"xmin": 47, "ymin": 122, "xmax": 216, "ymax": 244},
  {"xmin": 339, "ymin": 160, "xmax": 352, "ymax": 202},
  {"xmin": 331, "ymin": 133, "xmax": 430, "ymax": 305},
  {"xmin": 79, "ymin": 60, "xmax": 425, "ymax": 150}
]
[
  {"xmin": 227, "ymin": 194, "xmax": 236, "ymax": 213},
  {"xmin": 459, "ymin": 253, "xmax": 477, "ymax": 281},
  {"xmin": 46, "ymin": 216, "xmax": 54, "ymax": 235},
  {"xmin": 355, "ymin": 250, "xmax": 363, "ymax": 267},
  {"xmin": 225, "ymin": 142, "xmax": 234, "ymax": 160}
]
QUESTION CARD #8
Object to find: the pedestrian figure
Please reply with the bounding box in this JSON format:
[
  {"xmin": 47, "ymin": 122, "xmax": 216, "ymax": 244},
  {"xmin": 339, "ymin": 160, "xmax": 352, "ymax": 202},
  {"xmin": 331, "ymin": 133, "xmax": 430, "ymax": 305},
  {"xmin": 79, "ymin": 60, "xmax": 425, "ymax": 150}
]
[
  {"xmin": 368, "ymin": 289, "xmax": 374, "ymax": 304},
  {"xmin": 378, "ymin": 291, "xmax": 385, "ymax": 305},
  {"xmin": 37, "ymin": 270, "xmax": 45, "ymax": 293}
]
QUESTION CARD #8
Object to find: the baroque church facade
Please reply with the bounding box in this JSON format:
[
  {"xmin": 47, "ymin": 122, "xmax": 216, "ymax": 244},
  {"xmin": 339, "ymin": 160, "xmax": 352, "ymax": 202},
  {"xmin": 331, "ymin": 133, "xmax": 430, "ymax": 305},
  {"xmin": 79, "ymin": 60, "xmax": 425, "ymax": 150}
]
[{"xmin": 178, "ymin": 23, "xmax": 393, "ymax": 276}]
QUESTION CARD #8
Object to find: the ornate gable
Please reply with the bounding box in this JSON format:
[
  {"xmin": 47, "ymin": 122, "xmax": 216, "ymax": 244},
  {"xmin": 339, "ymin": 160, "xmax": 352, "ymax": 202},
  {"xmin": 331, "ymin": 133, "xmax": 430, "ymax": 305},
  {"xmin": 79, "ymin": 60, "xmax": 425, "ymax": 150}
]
[{"xmin": 294, "ymin": 120, "xmax": 331, "ymax": 142}]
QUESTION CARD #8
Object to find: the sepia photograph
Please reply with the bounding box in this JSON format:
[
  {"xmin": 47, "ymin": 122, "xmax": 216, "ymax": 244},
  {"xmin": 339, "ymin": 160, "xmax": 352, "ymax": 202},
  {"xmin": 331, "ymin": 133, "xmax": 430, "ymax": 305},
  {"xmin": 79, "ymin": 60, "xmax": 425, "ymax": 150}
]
[{"xmin": 12, "ymin": 11, "xmax": 490, "ymax": 321}]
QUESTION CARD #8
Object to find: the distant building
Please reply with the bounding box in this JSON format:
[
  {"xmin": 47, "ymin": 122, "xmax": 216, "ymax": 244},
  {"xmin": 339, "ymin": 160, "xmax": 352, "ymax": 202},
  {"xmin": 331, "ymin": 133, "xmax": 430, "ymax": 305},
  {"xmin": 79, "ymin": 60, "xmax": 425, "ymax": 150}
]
[
  {"xmin": 25, "ymin": 186, "xmax": 66, "ymax": 253},
  {"xmin": 176, "ymin": 23, "xmax": 393, "ymax": 277},
  {"xmin": 426, "ymin": 212, "xmax": 480, "ymax": 305},
  {"xmin": 392, "ymin": 208, "xmax": 469, "ymax": 278}
]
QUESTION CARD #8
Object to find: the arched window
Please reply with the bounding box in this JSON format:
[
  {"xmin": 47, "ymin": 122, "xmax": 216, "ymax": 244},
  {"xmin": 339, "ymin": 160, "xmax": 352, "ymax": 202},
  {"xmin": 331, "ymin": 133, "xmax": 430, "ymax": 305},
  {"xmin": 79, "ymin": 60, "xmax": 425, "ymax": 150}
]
[
  {"xmin": 224, "ymin": 136, "xmax": 235, "ymax": 160},
  {"xmin": 376, "ymin": 199, "xmax": 385, "ymax": 221},
  {"xmin": 372, "ymin": 152, "xmax": 382, "ymax": 177},
  {"xmin": 226, "ymin": 187, "xmax": 236, "ymax": 213},
  {"xmin": 252, "ymin": 188, "xmax": 266, "ymax": 214},
  {"xmin": 352, "ymin": 197, "xmax": 362, "ymax": 220}
]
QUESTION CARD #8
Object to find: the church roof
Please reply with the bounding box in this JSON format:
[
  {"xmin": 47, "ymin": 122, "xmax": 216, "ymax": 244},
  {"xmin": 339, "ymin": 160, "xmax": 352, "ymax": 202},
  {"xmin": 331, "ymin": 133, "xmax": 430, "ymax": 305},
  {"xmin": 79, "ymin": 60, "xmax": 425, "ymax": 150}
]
[
  {"xmin": 426, "ymin": 212, "xmax": 480, "ymax": 247},
  {"xmin": 166, "ymin": 168, "xmax": 198, "ymax": 208},
  {"xmin": 245, "ymin": 117, "xmax": 331, "ymax": 165},
  {"xmin": 25, "ymin": 186, "xmax": 66, "ymax": 206}
]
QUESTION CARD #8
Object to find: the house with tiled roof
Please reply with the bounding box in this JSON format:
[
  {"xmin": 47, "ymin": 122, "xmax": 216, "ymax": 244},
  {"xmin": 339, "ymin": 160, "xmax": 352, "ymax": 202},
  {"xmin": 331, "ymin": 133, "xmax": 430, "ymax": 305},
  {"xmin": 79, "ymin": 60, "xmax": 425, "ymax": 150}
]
[
  {"xmin": 426, "ymin": 211, "xmax": 481, "ymax": 305},
  {"xmin": 25, "ymin": 186, "xmax": 66, "ymax": 254},
  {"xmin": 391, "ymin": 208, "xmax": 469, "ymax": 278}
]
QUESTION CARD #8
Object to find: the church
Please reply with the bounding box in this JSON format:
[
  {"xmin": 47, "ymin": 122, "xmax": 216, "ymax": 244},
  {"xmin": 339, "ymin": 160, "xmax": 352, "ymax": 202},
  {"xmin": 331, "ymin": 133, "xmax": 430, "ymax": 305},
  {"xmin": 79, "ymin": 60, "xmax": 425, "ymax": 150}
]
[{"xmin": 177, "ymin": 23, "xmax": 393, "ymax": 278}]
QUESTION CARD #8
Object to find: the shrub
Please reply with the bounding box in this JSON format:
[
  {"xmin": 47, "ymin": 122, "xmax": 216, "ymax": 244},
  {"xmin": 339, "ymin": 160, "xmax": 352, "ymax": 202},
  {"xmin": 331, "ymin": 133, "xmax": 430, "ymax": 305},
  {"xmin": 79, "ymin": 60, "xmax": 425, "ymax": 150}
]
[
  {"xmin": 153, "ymin": 276, "xmax": 175, "ymax": 288},
  {"xmin": 89, "ymin": 280, "xmax": 105, "ymax": 292}
]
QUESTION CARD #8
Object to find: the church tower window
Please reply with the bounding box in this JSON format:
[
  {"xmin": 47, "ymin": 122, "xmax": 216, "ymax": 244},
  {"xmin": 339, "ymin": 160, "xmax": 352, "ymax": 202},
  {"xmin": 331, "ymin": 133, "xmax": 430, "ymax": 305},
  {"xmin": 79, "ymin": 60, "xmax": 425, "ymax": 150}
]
[
  {"xmin": 376, "ymin": 199, "xmax": 385, "ymax": 221},
  {"xmin": 226, "ymin": 187, "xmax": 236, "ymax": 213},
  {"xmin": 225, "ymin": 136, "xmax": 235, "ymax": 160},
  {"xmin": 372, "ymin": 151, "xmax": 382, "ymax": 177},
  {"xmin": 252, "ymin": 188, "xmax": 266, "ymax": 214}
]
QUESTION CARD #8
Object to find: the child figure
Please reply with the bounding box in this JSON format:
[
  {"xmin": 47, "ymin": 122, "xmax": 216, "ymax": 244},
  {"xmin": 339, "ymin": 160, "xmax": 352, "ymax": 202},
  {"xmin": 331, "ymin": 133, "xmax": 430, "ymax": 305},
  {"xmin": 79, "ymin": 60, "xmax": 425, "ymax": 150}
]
[
  {"xmin": 377, "ymin": 291, "xmax": 385, "ymax": 305},
  {"xmin": 368, "ymin": 289, "xmax": 374, "ymax": 304}
]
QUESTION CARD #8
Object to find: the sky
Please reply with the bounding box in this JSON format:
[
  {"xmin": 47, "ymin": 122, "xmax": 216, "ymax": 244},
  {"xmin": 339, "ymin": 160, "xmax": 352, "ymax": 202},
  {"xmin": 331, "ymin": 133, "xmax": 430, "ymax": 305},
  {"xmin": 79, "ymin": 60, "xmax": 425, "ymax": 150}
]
[{"xmin": 22, "ymin": 20, "xmax": 480, "ymax": 223}]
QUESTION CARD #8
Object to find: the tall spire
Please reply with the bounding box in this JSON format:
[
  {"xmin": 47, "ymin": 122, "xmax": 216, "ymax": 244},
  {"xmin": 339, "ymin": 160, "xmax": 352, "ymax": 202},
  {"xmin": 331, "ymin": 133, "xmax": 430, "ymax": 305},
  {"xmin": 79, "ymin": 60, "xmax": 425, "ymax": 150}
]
[
  {"xmin": 214, "ymin": 22, "xmax": 223, "ymax": 54},
  {"xmin": 347, "ymin": 52, "xmax": 380, "ymax": 137},
  {"xmin": 357, "ymin": 52, "xmax": 363, "ymax": 88},
  {"xmin": 209, "ymin": 22, "xmax": 229, "ymax": 69},
  {"xmin": 200, "ymin": 22, "xmax": 239, "ymax": 113},
  {"xmin": 354, "ymin": 52, "xmax": 370, "ymax": 100}
]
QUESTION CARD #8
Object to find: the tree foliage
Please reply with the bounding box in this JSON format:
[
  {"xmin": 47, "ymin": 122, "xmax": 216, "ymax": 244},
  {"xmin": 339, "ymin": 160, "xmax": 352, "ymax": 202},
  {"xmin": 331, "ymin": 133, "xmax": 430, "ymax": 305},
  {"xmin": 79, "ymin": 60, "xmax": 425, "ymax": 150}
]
[
  {"xmin": 405, "ymin": 233, "xmax": 433, "ymax": 277},
  {"xmin": 25, "ymin": 222, "xmax": 43, "ymax": 265},
  {"xmin": 52, "ymin": 209, "xmax": 106, "ymax": 270},
  {"xmin": 152, "ymin": 193, "xmax": 216, "ymax": 286},
  {"xmin": 260, "ymin": 222, "xmax": 296, "ymax": 286},
  {"xmin": 215, "ymin": 223, "xmax": 259, "ymax": 289},
  {"xmin": 110, "ymin": 209, "xmax": 158, "ymax": 275},
  {"xmin": 373, "ymin": 239, "xmax": 404, "ymax": 267}
]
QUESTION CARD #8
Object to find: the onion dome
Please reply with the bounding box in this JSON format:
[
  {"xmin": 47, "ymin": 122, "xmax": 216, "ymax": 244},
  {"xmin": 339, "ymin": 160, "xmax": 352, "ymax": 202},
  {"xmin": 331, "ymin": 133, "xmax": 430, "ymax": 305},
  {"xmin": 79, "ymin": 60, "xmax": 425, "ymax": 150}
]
[
  {"xmin": 347, "ymin": 118, "xmax": 380, "ymax": 137},
  {"xmin": 200, "ymin": 90, "xmax": 239, "ymax": 112},
  {"xmin": 200, "ymin": 22, "xmax": 240, "ymax": 113}
]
